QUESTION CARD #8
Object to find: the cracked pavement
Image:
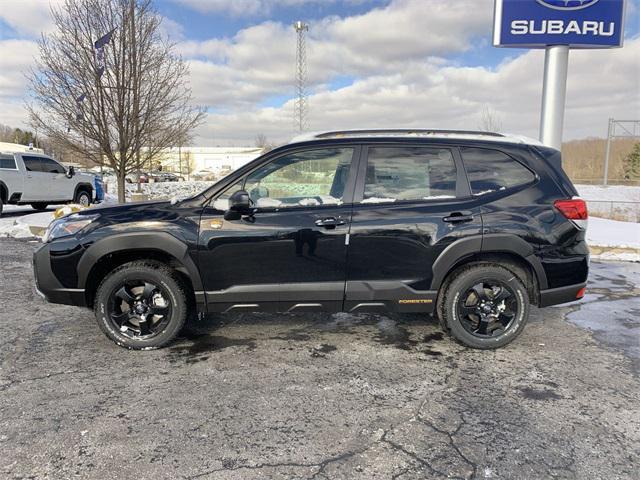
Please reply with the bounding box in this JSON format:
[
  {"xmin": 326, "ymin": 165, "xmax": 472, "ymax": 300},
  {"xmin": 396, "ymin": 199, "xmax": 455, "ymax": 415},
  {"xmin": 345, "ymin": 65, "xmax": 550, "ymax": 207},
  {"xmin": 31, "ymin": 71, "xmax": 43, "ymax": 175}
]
[{"xmin": 1, "ymin": 238, "xmax": 639, "ymax": 479}]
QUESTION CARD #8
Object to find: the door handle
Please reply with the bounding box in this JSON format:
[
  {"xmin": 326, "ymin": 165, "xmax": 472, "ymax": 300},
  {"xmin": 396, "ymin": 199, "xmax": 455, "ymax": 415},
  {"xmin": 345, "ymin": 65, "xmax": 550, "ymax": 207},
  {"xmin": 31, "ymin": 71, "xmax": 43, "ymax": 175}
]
[
  {"xmin": 315, "ymin": 216, "xmax": 347, "ymax": 229},
  {"xmin": 443, "ymin": 211, "xmax": 474, "ymax": 223}
]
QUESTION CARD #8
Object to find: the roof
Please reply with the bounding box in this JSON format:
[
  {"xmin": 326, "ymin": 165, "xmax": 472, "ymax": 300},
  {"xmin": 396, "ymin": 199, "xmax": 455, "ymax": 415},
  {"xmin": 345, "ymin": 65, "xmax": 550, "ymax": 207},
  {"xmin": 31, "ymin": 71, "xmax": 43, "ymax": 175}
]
[
  {"xmin": 0, "ymin": 141, "xmax": 44, "ymax": 154},
  {"xmin": 289, "ymin": 129, "xmax": 547, "ymax": 148}
]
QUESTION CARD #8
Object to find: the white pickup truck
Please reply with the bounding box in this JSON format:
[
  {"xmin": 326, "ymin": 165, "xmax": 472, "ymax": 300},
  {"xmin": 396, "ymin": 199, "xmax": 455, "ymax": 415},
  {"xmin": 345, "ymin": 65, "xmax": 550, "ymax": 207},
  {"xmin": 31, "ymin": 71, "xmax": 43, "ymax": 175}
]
[{"xmin": 0, "ymin": 151, "xmax": 101, "ymax": 215}]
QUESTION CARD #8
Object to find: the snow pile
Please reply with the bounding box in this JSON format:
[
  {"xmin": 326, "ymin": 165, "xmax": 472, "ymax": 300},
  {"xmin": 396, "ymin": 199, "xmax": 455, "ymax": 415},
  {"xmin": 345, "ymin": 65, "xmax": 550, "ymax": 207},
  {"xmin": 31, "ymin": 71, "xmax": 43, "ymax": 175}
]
[
  {"xmin": 587, "ymin": 217, "xmax": 640, "ymax": 262},
  {"xmin": 576, "ymin": 184, "xmax": 640, "ymax": 222},
  {"xmin": 103, "ymin": 180, "xmax": 213, "ymax": 202},
  {"xmin": 576, "ymin": 184, "xmax": 640, "ymax": 202},
  {"xmin": 587, "ymin": 217, "xmax": 640, "ymax": 249},
  {"xmin": 0, "ymin": 219, "xmax": 36, "ymax": 239}
]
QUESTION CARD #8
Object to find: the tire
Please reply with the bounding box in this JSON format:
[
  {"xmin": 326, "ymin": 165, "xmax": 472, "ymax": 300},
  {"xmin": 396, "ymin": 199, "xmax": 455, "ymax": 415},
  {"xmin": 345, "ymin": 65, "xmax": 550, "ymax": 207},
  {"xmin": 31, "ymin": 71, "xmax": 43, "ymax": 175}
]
[
  {"xmin": 75, "ymin": 190, "xmax": 91, "ymax": 207},
  {"xmin": 31, "ymin": 203, "xmax": 48, "ymax": 211},
  {"xmin": 441, "ymin": 264, "xmax": 529, "ymax": 349},
  {"xmin": 94, "ymin": 261, "xmax": 188, "ymax": 350},
  {"xmin": 0, "ymin": 196, "xmax": 3, "ymax": 216}
]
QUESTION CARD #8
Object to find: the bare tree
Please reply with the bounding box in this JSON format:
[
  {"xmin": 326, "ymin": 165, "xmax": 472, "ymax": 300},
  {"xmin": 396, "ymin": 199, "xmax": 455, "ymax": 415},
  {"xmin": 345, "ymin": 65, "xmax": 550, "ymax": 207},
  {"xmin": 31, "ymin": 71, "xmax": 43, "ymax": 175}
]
[
  {"xmin": 0, "ymin": 124, "xmax": 14, "ymax": 143},
  {"xmin": 477, "ymin": 106, "xmax": 503, "ymax": 133},
  {"xmin": 27, "ymin": 0, "xmax": 205, "ymax": 202},
  {"xmin": 254, "ymin": 133, "xmax": 274, "ymax": 152}
]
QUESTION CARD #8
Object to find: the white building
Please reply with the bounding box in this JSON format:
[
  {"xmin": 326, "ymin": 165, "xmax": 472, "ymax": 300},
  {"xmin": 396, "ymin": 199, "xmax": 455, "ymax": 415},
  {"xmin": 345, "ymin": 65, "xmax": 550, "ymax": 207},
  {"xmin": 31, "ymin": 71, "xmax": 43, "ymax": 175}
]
[{"xmin": 155, "ymin": 146, "xmax": 264, "ymax": 175}]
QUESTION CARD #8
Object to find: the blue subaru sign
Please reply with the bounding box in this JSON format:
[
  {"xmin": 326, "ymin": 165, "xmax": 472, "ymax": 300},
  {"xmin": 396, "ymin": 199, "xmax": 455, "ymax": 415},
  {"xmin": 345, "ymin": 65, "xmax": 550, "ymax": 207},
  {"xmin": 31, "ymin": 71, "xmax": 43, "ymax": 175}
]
[{"xmin": 494, "ymin": 0, "xmax": 626, "ymax": 48}]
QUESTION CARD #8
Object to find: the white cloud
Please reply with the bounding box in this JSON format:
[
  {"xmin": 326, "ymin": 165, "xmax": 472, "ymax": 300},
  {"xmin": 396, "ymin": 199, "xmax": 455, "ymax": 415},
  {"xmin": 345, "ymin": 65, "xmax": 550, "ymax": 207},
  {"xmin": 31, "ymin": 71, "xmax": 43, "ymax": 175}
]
[
  {"xmin": 179, "ymin": 0, "xmax": 492, "ymax": 109},
  {"xmin": 172, "ymin": 0, "xmax": 368, "ymax": 17},
  {"xmin": 0, "ymin": 40, "xmax": 39, "ymax": 99},
  {"xmin": 0, "ymin": 0, "xmax": 63, "ymax": 37},
  {"xmin": 191, "ymin": 37, "xmax": 640, "ymax": 145},
  {"xmin": 0, "ymin": 0, "xmax": 637, "ymax": 145}
]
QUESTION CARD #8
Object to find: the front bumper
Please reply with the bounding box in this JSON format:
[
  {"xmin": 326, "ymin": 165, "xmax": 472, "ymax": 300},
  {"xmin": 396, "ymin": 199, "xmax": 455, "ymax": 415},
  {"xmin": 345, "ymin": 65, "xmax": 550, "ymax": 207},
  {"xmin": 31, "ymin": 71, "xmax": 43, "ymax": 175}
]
[
  {"xmin": 538, "ymin": 282, "xmax": 587, "ymax": 308},
  {"xmin": 33, "ymin": 243, "xmax": 86, "ymax": 307}
]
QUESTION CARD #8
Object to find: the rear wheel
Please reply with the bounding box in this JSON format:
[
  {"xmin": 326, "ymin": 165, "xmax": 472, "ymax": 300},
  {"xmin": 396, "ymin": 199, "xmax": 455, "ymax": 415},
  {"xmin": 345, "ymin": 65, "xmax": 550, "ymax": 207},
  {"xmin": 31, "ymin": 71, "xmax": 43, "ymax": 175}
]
[
  {"xmin": 94, "ymin": 261, "xmax": 188, "ymax": 349},
  {"xmin": 441, "ymin": 264, "xmax": 529, "ymax": 349},
  {"xmin": 31, "ymin": 203, "xmax": 48, "ymax": 211},
  {"xmin": 75, "ymin": 190, "xmax": 91, "ymax": 207}
]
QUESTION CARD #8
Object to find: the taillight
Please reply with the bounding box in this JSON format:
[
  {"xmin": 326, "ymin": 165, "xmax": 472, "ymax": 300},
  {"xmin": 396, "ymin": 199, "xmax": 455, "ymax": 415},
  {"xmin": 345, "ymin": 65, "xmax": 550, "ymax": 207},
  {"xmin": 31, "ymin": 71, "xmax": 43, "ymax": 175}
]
[{"xmin": 554, "ymin": 198, "xmax": 588, "ymax": 229}]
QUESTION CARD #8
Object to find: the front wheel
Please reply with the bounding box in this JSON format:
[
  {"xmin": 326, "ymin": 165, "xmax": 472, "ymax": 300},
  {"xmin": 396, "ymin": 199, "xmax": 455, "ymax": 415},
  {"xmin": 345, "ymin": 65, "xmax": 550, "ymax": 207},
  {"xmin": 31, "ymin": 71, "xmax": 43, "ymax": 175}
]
[
  {"xmin": 441, "ymin": 264, "xmax": 530, "ymax": 349},
  {"xmin": 94, "ymin": 261, "xmax": 188, "ymax": 349},
  {"xmin": 75, "ymin": 190, "xmax": 91, "ymax": 207}
]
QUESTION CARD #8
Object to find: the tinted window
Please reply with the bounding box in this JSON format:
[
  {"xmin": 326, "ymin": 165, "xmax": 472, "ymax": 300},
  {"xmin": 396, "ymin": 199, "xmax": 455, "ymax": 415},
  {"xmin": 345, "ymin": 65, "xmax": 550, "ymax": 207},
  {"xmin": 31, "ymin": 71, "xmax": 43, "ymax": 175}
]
[
  {"xmin": 362, "ymin": 147, "xmax": 456, "ymax": 203},
  {"xmin": 462, "ymin": 148, "xmax": 535, "ymax": 195},
  {"xmin": 39, "ymin": 158, "xmax": 66, "ymax": 174},
  {"xmin": 22, "ymin": 156, "xmax": 42, "ymax": 172},
  {"xmin": 242, "ymin": 148, "xmax": 354, "ymax": 209},
  {"xmin": 0, "ymin": 155, "xmax": 16, "ymax": 169}
]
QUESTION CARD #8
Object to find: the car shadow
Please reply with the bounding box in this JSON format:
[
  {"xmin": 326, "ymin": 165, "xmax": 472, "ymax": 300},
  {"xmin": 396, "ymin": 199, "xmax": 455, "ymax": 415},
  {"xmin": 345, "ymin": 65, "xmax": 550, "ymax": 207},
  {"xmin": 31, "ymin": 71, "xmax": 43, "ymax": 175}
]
[{"xmin": 166, "ymin": 312, "xmax": 446, "ymax": 364}]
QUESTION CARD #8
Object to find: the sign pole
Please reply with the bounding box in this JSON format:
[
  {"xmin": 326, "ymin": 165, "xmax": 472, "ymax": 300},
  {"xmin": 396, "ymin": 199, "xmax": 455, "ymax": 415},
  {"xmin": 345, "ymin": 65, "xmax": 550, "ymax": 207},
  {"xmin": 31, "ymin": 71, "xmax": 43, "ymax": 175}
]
[{"xmin": 539, "ymin": 45, "xmax": 569, "ymax": 150}]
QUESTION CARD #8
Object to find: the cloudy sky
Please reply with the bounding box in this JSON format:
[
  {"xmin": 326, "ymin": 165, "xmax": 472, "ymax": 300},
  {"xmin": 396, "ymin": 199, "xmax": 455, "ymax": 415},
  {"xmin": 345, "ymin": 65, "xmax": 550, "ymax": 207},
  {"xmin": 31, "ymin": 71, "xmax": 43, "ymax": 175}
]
[{"xmin": 0, "ymin": 0, "xmax": 639, "ymax": 146}]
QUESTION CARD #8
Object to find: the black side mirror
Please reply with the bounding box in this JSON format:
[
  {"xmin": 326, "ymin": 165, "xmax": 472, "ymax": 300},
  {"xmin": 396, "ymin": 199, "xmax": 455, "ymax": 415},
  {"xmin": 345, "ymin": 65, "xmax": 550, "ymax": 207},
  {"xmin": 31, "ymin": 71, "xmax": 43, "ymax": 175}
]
[
  {"xmin": 67, "ymin": 166, "xmax": 75, "ymax": 178},
  {"xmin": 224, "ymin": 190, "xmax": 251, "ymax": 220}
]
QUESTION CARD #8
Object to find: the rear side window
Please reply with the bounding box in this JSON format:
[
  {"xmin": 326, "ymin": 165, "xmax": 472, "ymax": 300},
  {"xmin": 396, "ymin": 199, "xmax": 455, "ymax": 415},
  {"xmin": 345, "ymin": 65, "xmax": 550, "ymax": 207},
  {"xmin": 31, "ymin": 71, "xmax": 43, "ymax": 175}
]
[
  {"xmin": 461, "ymin": 148, "xmax": 535, "ymax": 195},
  {"xmin": 22, "ymin": 156, "xmax": 42, "ymax": 172},
  {"xmin": 0, "ymin": 155, "xmax": 16, "ymax": 169},
  {"xmin": 362, "ymin": 147, "xmax": 457, "ymax": 203}
]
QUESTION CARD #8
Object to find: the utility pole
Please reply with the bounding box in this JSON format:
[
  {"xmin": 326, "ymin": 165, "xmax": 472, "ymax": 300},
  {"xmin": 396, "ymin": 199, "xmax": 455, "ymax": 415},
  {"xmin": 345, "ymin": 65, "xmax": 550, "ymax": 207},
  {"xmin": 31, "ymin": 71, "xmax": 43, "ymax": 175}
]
[{"xmin": 293, "ymin": 21, "xmax": 309, "ymax": 133}]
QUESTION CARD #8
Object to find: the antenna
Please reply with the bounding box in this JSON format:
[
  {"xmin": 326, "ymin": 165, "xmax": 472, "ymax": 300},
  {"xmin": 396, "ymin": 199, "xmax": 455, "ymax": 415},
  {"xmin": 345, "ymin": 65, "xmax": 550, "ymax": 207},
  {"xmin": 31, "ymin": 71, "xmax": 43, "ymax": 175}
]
[{"xmin": 293, "ymin": 21, "xmax": 309, "ymax": 133}]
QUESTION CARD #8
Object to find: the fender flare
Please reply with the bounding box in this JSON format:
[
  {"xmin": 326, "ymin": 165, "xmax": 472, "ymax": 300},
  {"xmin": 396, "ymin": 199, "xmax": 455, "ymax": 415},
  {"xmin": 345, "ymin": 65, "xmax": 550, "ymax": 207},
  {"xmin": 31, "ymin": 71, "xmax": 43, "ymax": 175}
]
[
  {"xmin": 431, "ymin": 234, "xmax": 548, "ymax": 291},
  {"xmin": 73, "ymin": 182, "xmax": 94, "ymax": 201},
  {"xmin": 76, "ymin": 231, "xmax": 204, "ymax": 292}
]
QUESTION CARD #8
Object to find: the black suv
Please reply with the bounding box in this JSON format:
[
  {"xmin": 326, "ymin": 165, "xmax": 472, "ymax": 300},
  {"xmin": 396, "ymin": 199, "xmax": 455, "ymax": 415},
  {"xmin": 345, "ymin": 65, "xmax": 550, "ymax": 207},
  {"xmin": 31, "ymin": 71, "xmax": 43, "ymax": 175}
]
[{"xmin": 33, "ymin": 130, "xmax": 589, "ymax": 350}]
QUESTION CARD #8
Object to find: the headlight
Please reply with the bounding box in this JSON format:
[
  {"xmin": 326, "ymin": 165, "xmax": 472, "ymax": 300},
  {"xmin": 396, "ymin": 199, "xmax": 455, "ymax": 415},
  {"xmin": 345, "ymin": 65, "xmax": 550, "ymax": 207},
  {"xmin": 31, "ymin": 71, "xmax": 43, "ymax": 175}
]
[{"xmin": 43, "ymin": 214, "xmax": 99, "ymax": 242}]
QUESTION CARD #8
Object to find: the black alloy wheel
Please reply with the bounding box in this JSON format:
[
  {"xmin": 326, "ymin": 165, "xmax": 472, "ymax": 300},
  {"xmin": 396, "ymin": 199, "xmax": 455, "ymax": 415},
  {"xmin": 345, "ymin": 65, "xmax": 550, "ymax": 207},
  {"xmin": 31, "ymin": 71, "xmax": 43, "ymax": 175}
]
[
  {"xmin": 441, "ymin": 264, "xmax": 530, "ymax": 349},
  {"xmin": 94, "ymin": 261, "xmax": 188, "ymax": 349},
  {"xmin": 456, "ymin": 281, "xmax": 518, "ymax": 338},
  {"xmin": 107, "ymin": 280, "xmax": 172, "ymax": 339}
]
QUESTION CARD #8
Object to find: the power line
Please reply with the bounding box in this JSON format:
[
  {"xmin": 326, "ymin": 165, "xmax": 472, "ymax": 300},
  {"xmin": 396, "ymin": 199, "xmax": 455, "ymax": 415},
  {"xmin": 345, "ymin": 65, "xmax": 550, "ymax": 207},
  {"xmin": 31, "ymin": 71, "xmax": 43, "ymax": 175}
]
[{"xmin": 293, "ymin": 21, "xmax": 309, "ymax": 133}]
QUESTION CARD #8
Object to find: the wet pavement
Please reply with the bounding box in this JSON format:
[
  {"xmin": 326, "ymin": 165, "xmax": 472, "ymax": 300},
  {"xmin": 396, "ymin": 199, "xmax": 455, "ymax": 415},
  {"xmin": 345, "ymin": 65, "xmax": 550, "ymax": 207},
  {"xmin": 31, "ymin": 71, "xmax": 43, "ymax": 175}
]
[{"xmin": 0, "ymin": 238, "xmax": 638, "ymax": 479}]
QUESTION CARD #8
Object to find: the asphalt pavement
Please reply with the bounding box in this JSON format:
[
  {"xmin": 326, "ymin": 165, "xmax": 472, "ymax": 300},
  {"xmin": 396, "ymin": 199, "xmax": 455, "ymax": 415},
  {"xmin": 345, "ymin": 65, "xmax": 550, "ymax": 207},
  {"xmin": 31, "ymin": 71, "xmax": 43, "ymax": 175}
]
[{"xmin": 0, "ymin": 237, "xmax": 638, "ymax": 479}]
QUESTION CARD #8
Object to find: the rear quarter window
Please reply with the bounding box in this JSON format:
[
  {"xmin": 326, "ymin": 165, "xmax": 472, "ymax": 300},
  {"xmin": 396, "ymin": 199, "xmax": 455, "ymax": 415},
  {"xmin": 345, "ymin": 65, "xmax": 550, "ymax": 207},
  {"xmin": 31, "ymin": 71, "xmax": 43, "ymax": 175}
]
[
  {"xmin": 0, "ymin": 155, "xmax": 16, "ymax": 169},
  {"xmin": 461, "ymin": 147, "xmax": 535, "ymax": 195}
]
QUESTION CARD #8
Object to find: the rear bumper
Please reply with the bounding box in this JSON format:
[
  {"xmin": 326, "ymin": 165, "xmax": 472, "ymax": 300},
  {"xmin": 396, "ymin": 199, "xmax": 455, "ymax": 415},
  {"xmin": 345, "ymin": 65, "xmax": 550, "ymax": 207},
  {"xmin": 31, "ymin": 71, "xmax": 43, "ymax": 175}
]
[
  {"xmin": 33, "ymin": 243, "xmax": 86, "ymax": 307},
  {"xmin": 538, "ymin": 282, "xmax": 587, "ymax": 308}
]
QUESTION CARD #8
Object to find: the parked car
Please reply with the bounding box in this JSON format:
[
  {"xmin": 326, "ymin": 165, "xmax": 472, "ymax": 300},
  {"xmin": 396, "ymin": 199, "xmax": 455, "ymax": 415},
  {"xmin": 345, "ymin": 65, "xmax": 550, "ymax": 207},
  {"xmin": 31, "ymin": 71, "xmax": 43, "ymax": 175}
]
[
  {"xmin": 190, "ymin": 169, "xmax": 218, "ymax": 182},
  {"xmin": 125, "ymin": 172, "xmax": 149, "ymax": 184},
  {"xmin": 0, "ymin": 151, "xmax": 102, "ymax": 215},
  {"xmin": 148, "ymin": 171, "xmax": 182, "ymax": 182},
  {"xmin": 33, "ymin": 129, "xmax": 588, "ymax": 350}
]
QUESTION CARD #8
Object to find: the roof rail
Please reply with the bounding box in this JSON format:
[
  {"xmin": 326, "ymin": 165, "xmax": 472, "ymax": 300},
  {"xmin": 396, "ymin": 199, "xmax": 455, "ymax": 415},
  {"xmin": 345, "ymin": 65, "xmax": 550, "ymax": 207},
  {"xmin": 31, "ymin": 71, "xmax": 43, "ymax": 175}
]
[{"xmin": 313, "ymin": 129, "xmax": 505, "ymax": 139}]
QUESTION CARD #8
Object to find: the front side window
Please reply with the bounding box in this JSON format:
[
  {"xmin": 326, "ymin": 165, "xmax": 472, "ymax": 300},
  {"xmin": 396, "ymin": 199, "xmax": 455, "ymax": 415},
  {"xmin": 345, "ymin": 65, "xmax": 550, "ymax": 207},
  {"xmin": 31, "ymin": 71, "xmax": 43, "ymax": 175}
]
[
  {"xmin": 244, "ymin": 148, "xmax": 355, "ymax": 209},
  {"xmin": 22, "ymin": 156, "xmax": 42, "ymax": 172},
  {"xmin": 462, "ymin": 148, "xmax": 535, "ymax": 195},
  {"xmin": 362, "ymin": 147, "xmax": 457, "ymax": 203},
  {"xmin": 39, "ymin": 158, "xmax": 66, "ymax": 174},
  {"xmin": 0, "ymin": 155, "xmax": 16, "ymax": 169}
]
